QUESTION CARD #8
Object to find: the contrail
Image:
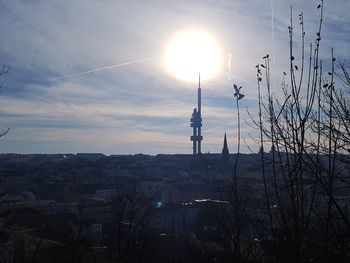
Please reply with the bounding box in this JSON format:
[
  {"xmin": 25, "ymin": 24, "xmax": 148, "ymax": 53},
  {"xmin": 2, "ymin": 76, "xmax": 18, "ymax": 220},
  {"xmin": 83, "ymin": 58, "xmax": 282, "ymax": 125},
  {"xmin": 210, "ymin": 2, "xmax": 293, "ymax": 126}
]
[{"xmin": 52, "ymin": 55, "xmax": 160, "ymax": 80}]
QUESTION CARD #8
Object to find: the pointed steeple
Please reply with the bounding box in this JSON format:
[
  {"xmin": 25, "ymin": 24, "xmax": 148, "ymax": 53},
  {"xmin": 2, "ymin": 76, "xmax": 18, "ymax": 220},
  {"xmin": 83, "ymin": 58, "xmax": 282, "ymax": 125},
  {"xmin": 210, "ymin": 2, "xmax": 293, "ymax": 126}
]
[{"xmin": 222, "ymin": 132, "xmax": 229, "ymax": 156}]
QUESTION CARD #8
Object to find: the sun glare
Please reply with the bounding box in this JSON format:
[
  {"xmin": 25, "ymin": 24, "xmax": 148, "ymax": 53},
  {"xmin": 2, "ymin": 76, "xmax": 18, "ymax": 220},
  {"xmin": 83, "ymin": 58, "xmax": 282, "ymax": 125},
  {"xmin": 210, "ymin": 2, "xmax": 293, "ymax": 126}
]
[{"xmin": 165, "ymin": 29, "xmax": 223, "ymax": 83}]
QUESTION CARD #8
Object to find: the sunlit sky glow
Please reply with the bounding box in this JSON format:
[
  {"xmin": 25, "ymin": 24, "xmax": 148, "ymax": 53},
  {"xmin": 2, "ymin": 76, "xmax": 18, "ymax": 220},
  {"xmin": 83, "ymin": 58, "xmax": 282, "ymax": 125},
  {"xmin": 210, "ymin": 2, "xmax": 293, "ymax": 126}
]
[
  {"xmin": 0, "ymin": 0, "xmax": 349, "ymax": 154},
  {"xmin": 165, "ymin": 29, "xmax": 223, "ymax": 82}
]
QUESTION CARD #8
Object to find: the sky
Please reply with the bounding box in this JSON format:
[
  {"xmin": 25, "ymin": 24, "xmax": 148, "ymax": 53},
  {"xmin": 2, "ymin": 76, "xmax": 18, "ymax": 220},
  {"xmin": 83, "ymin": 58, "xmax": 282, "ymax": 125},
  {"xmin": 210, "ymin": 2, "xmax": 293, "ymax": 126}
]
[{"xmin": 0, "ymin": 0, "xmax": 349, "ymax": 155}]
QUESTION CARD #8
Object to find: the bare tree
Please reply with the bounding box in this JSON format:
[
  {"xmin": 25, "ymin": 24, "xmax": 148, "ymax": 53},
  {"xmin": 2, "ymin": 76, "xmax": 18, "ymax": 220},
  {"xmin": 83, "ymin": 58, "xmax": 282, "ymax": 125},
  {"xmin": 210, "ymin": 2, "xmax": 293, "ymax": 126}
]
[
  {"xmin": 0, "ymin": 64, "xmax": 10, "ymax": 138},
  {"xmin": 106, "ymin": 185, "xmax": 154, "ymax": 263},
  {"xmin": 250, "ymin": 1, "xmax": 350, "ymax": 262}
]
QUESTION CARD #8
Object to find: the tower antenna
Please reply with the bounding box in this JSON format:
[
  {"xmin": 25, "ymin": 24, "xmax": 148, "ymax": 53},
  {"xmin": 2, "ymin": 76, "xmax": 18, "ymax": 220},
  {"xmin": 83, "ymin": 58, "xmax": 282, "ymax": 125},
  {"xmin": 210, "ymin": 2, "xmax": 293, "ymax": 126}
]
[{"xmin": 190, "ymin": 72, "xmax": 203, "ymax": 155}]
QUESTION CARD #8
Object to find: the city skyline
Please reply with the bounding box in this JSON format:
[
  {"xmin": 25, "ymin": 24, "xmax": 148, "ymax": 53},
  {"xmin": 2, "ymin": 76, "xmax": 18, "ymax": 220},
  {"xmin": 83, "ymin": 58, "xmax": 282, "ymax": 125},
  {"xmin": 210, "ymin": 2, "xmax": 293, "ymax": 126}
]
[{"xmin": 0, "ymin": 0, "xmax": 349, "ymax": 154}]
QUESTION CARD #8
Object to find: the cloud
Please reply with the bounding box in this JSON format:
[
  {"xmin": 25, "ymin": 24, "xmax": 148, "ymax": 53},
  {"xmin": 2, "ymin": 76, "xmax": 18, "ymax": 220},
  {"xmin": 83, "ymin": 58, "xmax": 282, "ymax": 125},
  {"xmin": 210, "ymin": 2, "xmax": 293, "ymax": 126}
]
[{"xmin": 0, "ymin": 0, "xmax": 349, "ymax": 154}]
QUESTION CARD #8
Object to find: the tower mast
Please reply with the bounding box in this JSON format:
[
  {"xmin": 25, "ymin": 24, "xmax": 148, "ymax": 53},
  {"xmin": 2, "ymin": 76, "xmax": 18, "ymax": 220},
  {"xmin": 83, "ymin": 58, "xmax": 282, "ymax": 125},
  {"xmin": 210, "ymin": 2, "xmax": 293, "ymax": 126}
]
[
  {"xmin": 190, "ymin": 73, "xmax": 203, "ymax": 155},
  {"xmin": 197, "ymin": 73, "xmax": 202, "ymax": 154}
]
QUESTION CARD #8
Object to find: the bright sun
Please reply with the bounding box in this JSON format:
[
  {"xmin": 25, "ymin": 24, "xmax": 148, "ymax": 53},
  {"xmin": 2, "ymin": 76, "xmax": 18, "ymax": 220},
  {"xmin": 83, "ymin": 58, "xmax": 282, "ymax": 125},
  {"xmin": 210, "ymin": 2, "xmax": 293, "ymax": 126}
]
[{"xmin": 165, "ymin": 29, "xmax": 223, "ymax": 83}]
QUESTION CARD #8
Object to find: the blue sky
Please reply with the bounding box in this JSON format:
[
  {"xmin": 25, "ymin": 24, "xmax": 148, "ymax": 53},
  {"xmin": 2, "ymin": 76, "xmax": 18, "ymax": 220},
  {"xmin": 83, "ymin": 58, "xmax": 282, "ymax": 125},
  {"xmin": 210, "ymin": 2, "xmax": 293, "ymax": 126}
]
[{"xmin": 0, "ymin": 0, "xmax": 349, "ymax": 154}]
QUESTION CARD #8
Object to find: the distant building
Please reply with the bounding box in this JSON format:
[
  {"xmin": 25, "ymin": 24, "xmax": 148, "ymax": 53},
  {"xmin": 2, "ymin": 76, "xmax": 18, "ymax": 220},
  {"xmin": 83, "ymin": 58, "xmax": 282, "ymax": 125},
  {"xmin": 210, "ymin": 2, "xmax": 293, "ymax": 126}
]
[
  {"xmin": 221, "ymin": 133, "xmax": 229, "ymax": 163},
  {"xmin": 221, "ymin": 133, "xmax": 231, "ymax": 177},
  {"xmin": 76, "ymin": 153, "xmax": 105, "ymax": 161}
]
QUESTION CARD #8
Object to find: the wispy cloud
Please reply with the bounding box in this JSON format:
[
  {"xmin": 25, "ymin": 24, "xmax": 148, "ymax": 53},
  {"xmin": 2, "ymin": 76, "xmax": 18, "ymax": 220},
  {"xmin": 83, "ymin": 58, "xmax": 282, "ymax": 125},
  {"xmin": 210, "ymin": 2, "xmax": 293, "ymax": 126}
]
[{"xmin": 0, "ymin": 0, "xmax": 349, "ymax": 154}]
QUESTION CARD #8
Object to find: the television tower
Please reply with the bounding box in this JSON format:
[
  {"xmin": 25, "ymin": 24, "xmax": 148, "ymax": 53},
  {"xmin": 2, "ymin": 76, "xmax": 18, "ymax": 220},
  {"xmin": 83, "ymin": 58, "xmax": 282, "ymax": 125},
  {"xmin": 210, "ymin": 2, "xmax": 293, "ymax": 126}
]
[{"xmin": 190, "ymin": 73, "xmax": 203, "ymax": 155}]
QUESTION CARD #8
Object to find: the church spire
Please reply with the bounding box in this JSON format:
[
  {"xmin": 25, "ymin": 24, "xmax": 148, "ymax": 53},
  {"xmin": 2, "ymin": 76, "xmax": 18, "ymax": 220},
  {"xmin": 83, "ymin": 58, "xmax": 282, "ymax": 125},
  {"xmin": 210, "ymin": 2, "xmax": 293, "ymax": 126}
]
[{"xmin": 222, "ymin": 132, "xmax": 229, "ymax": 156}]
